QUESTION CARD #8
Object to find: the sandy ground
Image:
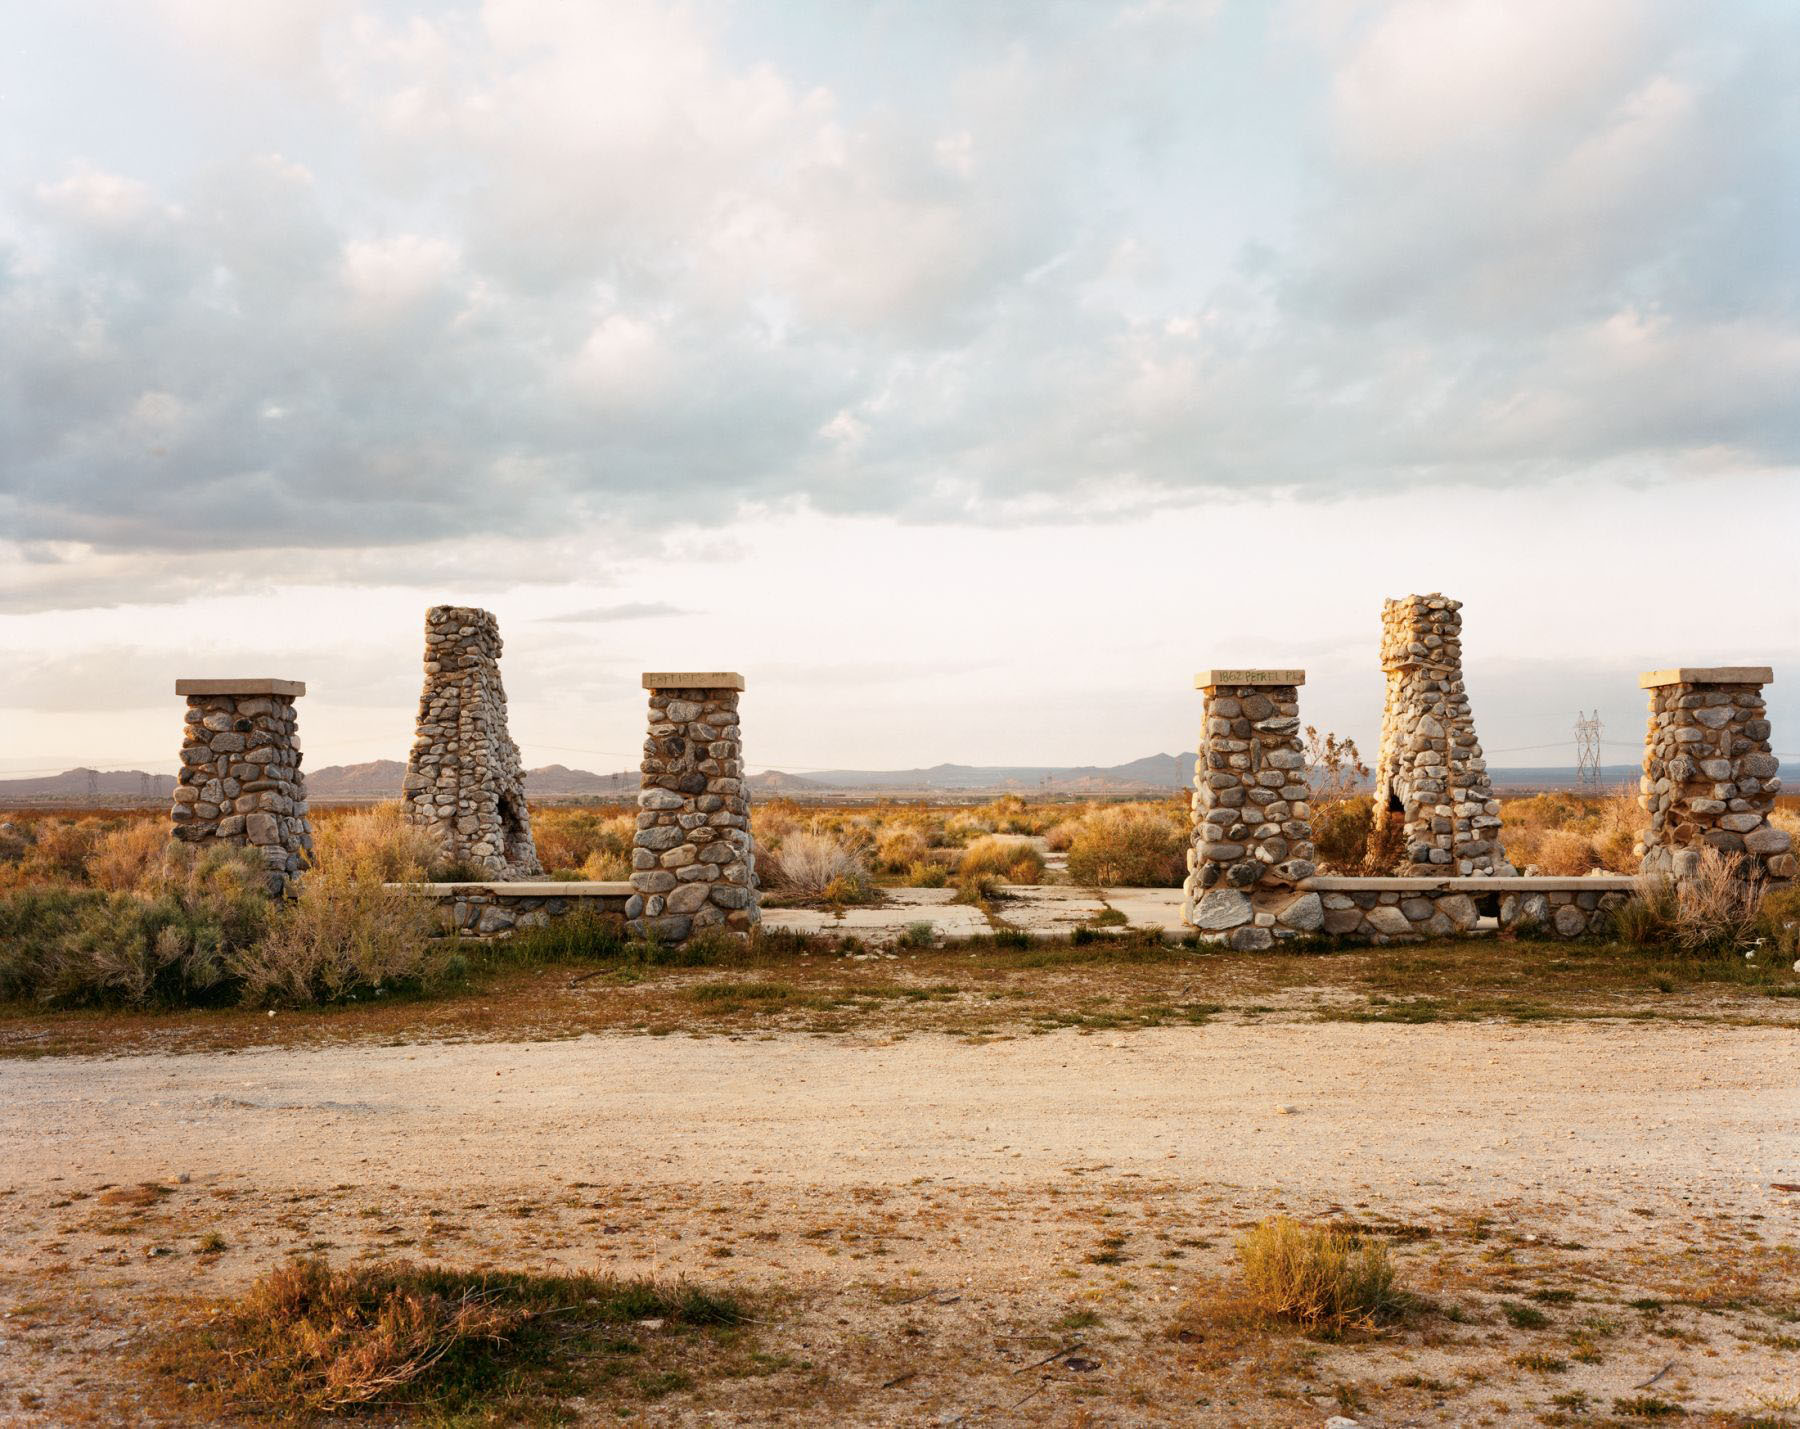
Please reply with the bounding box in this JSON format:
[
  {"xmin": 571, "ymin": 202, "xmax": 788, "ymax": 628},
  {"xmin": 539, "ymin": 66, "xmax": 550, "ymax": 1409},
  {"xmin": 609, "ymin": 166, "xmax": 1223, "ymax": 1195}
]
[{"xmin": 3, "ymin": 1021, "xmax": 1798, "ymax": 1424}]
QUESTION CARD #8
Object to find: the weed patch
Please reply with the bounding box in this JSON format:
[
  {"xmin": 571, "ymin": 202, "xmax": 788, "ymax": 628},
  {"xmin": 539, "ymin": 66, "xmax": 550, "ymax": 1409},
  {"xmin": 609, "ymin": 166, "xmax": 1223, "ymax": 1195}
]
[{"xmin": 143, "ymin": 1255, "xmax": 749, "ymax": 1421}]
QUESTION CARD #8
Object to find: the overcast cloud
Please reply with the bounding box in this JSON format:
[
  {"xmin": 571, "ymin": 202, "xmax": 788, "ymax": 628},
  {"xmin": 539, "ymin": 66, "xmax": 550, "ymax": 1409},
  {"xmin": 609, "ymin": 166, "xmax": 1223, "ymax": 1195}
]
[
  {"xmin": 6, "ymin": 0, "xmax": 1796, "ymax": 565},
  {"xmin": 2, "ymin": 1, "xmax": 1797, "ymax": 771}
]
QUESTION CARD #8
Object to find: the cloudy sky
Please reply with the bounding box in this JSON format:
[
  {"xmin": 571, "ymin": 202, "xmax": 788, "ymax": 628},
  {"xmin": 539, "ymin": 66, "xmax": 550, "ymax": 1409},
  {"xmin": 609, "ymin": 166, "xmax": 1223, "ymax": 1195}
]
[{"xmin": 3, "ymin": 0, "xmax": 1797, "ymax": 779}]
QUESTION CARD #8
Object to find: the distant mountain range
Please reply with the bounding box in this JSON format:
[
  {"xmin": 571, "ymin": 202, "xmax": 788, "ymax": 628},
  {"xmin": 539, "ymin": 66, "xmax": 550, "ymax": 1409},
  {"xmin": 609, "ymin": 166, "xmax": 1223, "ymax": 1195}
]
[
  {"xmin": 1, "ymin": 756, "xmax": 1644, "ymax": 803},
  {"xmin": 0, "ymin": 767, "xmax": 178, "ymax": 801}
]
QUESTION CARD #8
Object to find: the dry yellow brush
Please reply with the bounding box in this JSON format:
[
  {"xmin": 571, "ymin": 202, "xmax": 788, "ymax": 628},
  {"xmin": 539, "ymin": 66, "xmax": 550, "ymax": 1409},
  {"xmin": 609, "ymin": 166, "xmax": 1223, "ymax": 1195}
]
[
  {"xmin": 1209, "ymin": 1216, "xmax": 1406, "ymax": 1340},
  {"xmin": 143, "ymin": 1255, "xmax": 747, "ymax": 1420},
  {"xmin": 0, "ymin": 803, "xmax": 438, "ymax": 1008}
]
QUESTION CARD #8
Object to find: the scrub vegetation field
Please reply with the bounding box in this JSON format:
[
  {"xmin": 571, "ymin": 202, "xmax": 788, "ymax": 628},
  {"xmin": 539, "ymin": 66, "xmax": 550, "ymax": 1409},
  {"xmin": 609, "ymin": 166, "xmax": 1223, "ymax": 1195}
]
[{"xmin": 2, "ymin": 792, "xmax": 1798, "ymax": 1425}]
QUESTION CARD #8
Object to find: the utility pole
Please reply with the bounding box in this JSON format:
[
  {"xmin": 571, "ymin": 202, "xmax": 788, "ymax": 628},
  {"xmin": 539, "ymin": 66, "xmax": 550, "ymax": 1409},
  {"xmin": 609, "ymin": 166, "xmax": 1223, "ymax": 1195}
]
[{"xmin": 1574, "ymin": 710, "xmax": 1603, "ymax": 797}]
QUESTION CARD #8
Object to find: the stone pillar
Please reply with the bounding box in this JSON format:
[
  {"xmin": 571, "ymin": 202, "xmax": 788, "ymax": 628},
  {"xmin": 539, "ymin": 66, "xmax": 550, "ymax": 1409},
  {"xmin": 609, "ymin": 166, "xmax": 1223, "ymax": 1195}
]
[
  {"xmin": 401, "ymin": 605, "xmax": 541, "ymax": 878},
  {"xmin": 1374, "ymin": 593, "xmax": 1510, "ymax": 876},
  {"xmin": 1637, "ymin": 667, "xmax": 1791, "ymax": 882},
  {"xmin": 627, "ymin": 673, "xmax": 758, "ymax": 942},
  {"xmin": 170, "ymin": 678, "xmax": 313, "ymax": 895},
  {"xmin": 1182, "ymin": 670, "xmax": 1322, "ymax": 948}
]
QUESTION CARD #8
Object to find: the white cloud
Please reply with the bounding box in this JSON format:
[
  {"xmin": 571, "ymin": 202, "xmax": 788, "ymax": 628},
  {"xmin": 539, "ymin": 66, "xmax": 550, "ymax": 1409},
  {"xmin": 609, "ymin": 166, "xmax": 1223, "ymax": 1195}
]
[
  {"xmin": 340, "ymin": 233, "xmax": 461, "ymax": 312},
  {"xmin": 33, "ymin": 165, "xmax": 160, "ymax": 227},
  {"xmin": 1, "ymin": 0, "xmax": 1794, "ymax": 579}
]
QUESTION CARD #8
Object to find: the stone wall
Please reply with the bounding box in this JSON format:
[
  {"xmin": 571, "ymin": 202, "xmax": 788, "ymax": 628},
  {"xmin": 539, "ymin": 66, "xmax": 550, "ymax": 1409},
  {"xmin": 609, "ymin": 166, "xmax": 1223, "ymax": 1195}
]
[
  {"xmin": 169, "ymin": 678, "xmax": 313, "ymax": 895},
  {"xmin": 1636, "ymin": 668, "xmax": 1792, "ymax": 882},
  {"xmin": 405, "ymin": 882, "xmax": 632, "ymax": 938},
  {"xmin": 627, "ymin": 674, "xmax": 759, "ymax": 942},
  {"xmin": 402, "ymin": 605, "xmax": 541, "ymax": 878},
  {"xmin": 1182, "ymin": 670, "xmax": 1322, "ymax": 949},
  {"xmin": 1300, "ymin": 876, "xmax": 1633, "ymax": 941},
  {"xmin": 1375, "ymin": 594, "xmax": 1510, "ymax": 876}
]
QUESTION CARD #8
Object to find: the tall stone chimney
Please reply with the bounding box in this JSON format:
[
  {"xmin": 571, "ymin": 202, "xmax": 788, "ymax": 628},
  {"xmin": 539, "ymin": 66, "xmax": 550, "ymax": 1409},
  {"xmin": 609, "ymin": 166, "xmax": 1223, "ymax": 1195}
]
[
  {"xmin": 1374, "ymin": 594, "xmax": 1510, "ymax": 876},
  {"xmin": 401, "ymin": 605, "xmax": 541, "ymax": 878}
]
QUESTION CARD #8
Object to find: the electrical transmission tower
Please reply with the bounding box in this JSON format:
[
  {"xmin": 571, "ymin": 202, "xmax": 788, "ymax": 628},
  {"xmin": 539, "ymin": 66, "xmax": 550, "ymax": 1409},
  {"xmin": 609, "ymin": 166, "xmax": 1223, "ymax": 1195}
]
[{"xmin": 1574, "ymin": 710, "xmax": 1603, "ymax": 796}]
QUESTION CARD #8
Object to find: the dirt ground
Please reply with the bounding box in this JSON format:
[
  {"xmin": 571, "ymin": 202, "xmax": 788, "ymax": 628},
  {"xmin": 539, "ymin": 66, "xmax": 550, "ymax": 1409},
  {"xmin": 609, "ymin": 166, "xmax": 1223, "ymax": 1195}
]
[{"xmin": 2, "ymin": 1003, "xmax": 1798, "ymax": 1427}]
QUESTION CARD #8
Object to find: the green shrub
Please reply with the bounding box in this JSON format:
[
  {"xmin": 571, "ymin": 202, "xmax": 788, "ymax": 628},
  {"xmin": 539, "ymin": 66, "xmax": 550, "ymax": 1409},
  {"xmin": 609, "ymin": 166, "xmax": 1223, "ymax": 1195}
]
[
  {"xmin": 495, "ymin": 910, "xmax": 627, "ymax": 963},
  {"xmin": 0, "ymin": 845, "xmax": 270, "ymax": 1008},
  {"xmin": 232, "ymin": 856, "xmax": 439, "ymax": 1006}
]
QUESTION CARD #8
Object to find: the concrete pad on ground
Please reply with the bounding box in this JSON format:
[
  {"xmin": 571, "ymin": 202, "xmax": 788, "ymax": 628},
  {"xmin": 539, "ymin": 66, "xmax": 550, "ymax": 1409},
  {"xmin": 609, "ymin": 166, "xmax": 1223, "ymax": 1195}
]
[
  {"xmin": 1101, "ymin": 887, "xmax": 1186, "ymax": 934},
  {"xmin": 993, "ymin": 885, "xmax": 1108, "ymax": 933},
  {"xmin": 832, "ymin": 904, "xmax": 993, "ymax": 939},
  {"xmin": 759, "ymin": 909, "xmax": 838, "ymax": 936},
  {"xmin": 880, "ymin": 887, "xmax": 958, "ymax": 908}
]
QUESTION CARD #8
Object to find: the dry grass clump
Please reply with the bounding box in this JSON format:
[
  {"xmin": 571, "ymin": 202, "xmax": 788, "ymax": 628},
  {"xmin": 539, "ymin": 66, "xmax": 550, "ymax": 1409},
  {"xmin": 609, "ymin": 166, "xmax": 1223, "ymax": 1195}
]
[
  {"xmin": 229, "ymin": 801, "xmax": 442, "ymax": 1005},
  {"xmin": 763, "ymin": 827, "xmax": 871, "ymax": 902},
  {"xmin": 0, "ymin": 802, "xmax": 442, "ymax": 1009},
  {"xmin": 1064, "ymin": 803, "xmax": 1187, "ymax": 887},
  {"xmin": 0, "ymin": 811, "xmax": 170, "ymax": 891},
  {"xmin": 86, "ymin": 819, "xmax": 176, "ymax": 892},
  {"xmin": 312, "ymin": 802, "xmax": 441, "ymax": 883},
  {"xmin": 1311, "ymin": 796, "xmax": 1373, "ymax": 872},
  {"xmin": 957, "ymin": 836, "xmax": 1045, "ymax": 884},
  {"xmin": 146, "ymin": 1255, "xmax": 746, "ymax": 1419},
  {"xmin": 1502, "ymin": 791, "xmax": 1643, "ymax": 874},
  {"xmin": 1234, "ymin": 1216, "xmax": 1405, "ymax": 1338},
  {"xmin": 1534, "ymin": 828, "xmax": 1601, "ymax": 876},
  {"xmin": 874, "ymin": 826, "xmax": 931, "ymax": 873},
  {"xmin": 903, "ymin": 860, "xmax": 949, "ymax": 888},
  {"xmin": 942, "ymin": 812, "xmax": 996, "ymax": 844},
  {"xmin": 1042, "ymin": 819, "xmax": 1080, "ymax": 852},
  {"xmin": 531, "ymin": 807, "xmax": 637, "ymax": 879},
  {"xmin": 1613, "ymin": 848, "xmax": 1766, "ymax": 955}
]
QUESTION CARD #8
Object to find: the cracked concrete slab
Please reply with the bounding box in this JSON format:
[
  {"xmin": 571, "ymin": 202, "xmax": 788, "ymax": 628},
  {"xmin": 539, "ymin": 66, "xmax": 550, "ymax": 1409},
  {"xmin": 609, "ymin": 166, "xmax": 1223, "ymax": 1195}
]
[{"xmin": 762, "ymin": 885, "xmax": 1189, "ymax": 943}]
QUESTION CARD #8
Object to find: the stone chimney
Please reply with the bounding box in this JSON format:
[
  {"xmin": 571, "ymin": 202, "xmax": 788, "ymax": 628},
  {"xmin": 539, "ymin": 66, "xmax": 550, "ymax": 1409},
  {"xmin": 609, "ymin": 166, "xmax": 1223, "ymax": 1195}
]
[
  {"xmin": 1374, "ymin": 594, "xmax": 1510, "ymax": 876},
  {"xmin": 401, "ymin": 606, "xmax": 541, "ymax": 878}
]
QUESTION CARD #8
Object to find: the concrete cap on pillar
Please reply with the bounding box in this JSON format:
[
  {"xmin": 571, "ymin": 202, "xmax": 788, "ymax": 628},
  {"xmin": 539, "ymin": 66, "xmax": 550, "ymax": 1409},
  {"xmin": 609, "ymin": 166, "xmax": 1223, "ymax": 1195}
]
[
  {"xmin": 175, "ymin": 678, "xmax": 306, "ymax": 697},
  {"xmin": 642, "ymin": 671, "xmax": 746, "ymax": 691},
  {"xmin": 1194, "ymin": 669, "xmax": 1305, "ymax": 689},
  {"xmin": 1638, "ymin": 667, "xmax": 1773, "ymax": 688}
]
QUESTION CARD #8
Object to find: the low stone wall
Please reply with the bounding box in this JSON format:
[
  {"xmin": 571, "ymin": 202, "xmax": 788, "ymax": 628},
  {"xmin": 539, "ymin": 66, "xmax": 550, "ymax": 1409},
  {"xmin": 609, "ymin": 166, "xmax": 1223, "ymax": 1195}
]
[
  {"xmin": 399, "ymin": 881, "xmax": 632, "ymax": 937},
  {"xmin": 413, "ymin": 875, "xmax": 1638, "ymax": 947},
  {"xmin": 1190, "ymin": 875, "xmax": 1637, "ymax": 947}
]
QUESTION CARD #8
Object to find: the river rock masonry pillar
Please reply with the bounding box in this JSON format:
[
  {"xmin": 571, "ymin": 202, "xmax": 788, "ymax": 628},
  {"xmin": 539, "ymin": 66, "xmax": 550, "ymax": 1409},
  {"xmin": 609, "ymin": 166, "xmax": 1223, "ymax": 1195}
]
[
  {"xmin": 1374, "ymin": 593, "xmax": 1509, "ymax": 876},
  {"xmin": 169, "ymin": 678, "xmax": 313, "ymax": 894},
  {"xmin": 1637, "ymin": 667, "xmax": 1791, "ymax": 882},
  {"xmin": 401, "ymin": 605, "xmax": 541, "ymax": 878},
  {"xmin": 627, "ymin": 673, "xmax": 759, "ymax": 942},
  {"xmin": 1182, "ymin": 669, "xmax": 1320, "ymax": 950}
]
